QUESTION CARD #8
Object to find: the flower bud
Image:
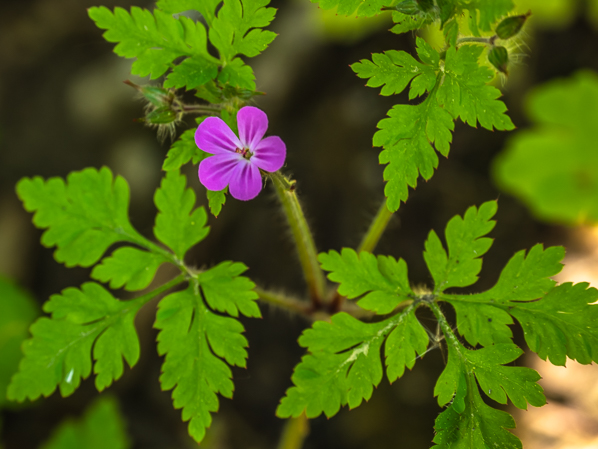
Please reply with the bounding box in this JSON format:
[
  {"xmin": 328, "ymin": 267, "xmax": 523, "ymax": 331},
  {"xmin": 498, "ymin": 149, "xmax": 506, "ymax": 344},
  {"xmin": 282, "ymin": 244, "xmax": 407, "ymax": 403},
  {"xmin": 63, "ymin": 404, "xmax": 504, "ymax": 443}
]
[
  {"xmin": 145, "ymin": 108, "xmax": 177, "ymax": 124},
  {"xmin": 488, "ymin": 46, "xmax": 509, "ymax": 75},
  {"xmin": 140, "ymin": 86, "xmax": 173, "ymax": 108},
  {"xmin": 495, "ymin": 11, "xmax": 531, "ymax": 40}
]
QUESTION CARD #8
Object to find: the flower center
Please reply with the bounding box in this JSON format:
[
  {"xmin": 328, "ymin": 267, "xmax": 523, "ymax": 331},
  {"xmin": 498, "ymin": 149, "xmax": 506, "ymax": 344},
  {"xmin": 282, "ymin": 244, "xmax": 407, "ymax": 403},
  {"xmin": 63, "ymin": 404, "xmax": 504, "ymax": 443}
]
[{"xmin": 235, "ymin": 147, "xmax": 253, "ymax": 160}]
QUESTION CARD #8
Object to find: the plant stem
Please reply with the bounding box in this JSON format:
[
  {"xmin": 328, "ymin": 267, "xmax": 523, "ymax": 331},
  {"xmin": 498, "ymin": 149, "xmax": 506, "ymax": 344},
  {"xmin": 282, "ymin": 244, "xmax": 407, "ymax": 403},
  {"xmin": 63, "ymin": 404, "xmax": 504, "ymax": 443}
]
[
  {"xmin": 427, "ymin": 301, "xmax": 462, "ymax": 352},
  {"xmin": 255, "ymin": 287, "xmax": 313, "ymax": 317},
  {"xmin": 357, "ymin": 200, "xmax": 394, "ymax": 253},
  {"xmin": 277, "ymin": 414, "xmax": 309, "ymax": 449},
  {"xmin": 270, "ymin": 172, "xmax": 327, "ymax": 305},
  {"xmin": 130, "ymin": 273, "xmax": 188, "ymax": 308},
  {"xmin": 456, "ymin": 36, "xmax": 494, "ymax": 46}
]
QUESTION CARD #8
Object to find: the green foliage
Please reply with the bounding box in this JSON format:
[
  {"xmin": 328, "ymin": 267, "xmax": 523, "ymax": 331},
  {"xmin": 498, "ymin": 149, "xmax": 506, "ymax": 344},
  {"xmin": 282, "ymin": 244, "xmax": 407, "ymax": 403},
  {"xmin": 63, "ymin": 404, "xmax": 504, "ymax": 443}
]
[
  {"xmin": 14, "ymin": 167, "xmax": 261, "ymax": 444},
  {"xmin": 312, "ymin": 0, "xmax": 390, "ymax": 17},
  {"xmin": 280, "ymin": 200, "xmax": 598, "ymax": 446},
  {"xmin": 318, "ymin": 249, "xmax": 412, "ymax": 314},
  {"xmin": 8, "ymin": 283, "xmax": 142, "ymax": 400},
  {"xmin": 277, "ymin": 311, "xmax": 428, "ymax": 418},
  {"xmin": 162, "ymin": 128, "xmax": 209, "ymax": 171},
  {"xmin": 91, "ymin": 247, "xmax": 169, "ymax": 291},
  {"xmin": 154, "ymin": 169, "xmax": 210, "ymax": 260},
  {"xmin": 89, "ymin": 6, "xmax": 219, "ymax": 85},
  {"xmin": 207, "ymin": 189, "xmax": 227, "ymax": 217},
  {"xmin": 423, "ymin": 200, "xmax": 496, "ymax": 292},
  {"xmin": 155, "ymin": 276, "xmax": 258, "ymax": 443},
  {"xmin": 16, "ymin": 167, "xmax": 144, "ymax": 267},
  {"xmin": 156, "ymin": 0, "xmax": 221, "ymax": 26},
  {"xmin": 0, "ymin": 277, "xmax": 39, "ymax": 407},
  {"xmin": 375, "ymin": 95, "xmax": 454, "ymax": 212},
  {"xmin": 354, "ymin": 37, "xmax": 513, "ymax": 212},
  {"xmin": 438, "ymin": 45, "xmax": 514, "ymax": 131},
  {"xmin": 40, "ymin": 396, "xmax": 129, "ymax": 449},
  {"xmin": 209, "ymin": 0, "xmax": 277, "ymax": 61},
  {"xmin": 432, "ymin": 375, "xmax": 522, "ymax": 448},
  {"xmin": 494, "ymin": 70, "xmax": 598, "ymax": 224}
]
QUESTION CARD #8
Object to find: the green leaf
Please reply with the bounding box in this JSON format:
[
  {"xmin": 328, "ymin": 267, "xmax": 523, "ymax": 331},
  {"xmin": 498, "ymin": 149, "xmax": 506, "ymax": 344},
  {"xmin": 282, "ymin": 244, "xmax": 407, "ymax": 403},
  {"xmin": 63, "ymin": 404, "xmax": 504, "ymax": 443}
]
[
  {"xmin": 276, "ymin": 313, "xmax": 388, "ymax": 418},
  {"xmin": 209, "ymin": 0, "xmax": 276, "ymax": 62},
  {"xmin": 7, "ymin": 283, "xmax": 142, "ymax": 401},
  {"xmin": 198, "ymin": 261, "xmax": 260, "ymax": 318},
  {"xmin": 217, "ymin": 57, "xmax": 256, "ymax": 90},
  {"xmin": 385, "ymin": 307, "xmax": 429, "ymax": 382},
  {"xmin": 319, "ymin": 248, "xmax": 413, "ymax": 314},
  {"xmin": 434, "ymin": 343, "xmax": 467, "ymax": 410},
  {"xmin": 89, "ymin": 6, "xmax": 217, "ymax": 84},
  {"xmin": 448, "ymin": 301, "xmax": 513, "ymax": 347},
  {"xmin": 475, "ymin": 0, "xmax": 514, "ymax": 31},
  {"xmin": 0, "ymin": 277, "xmax": 39, "ymax": 407},
  {"xmin": 351, "ymin": 46, "xmax": 437, "ymax": 98},
  {"xmin": 438, "ymin": 45, "xmax": 514, "ymax": 131},
  {"xmin": 433, "ymin": 376, "xmax": 522, "ymax": 448},
  {"xmin": 509, "ymin": 282, "xmax": 598, "ymax": 366},
  {"xmin": 435, "ymin": 341, "xmax": 544, "ymax": 411},
  {"xmin": 154, "ymin": 169, "xmax": 210, "ymax": 260},
  {"xmin": 443, "ymin": 244, "xmax": 564, "ymax": 346},
  {"xmin": 163, "ymin": 128, "xmax": 209, "ymax": 171},
  {"xmin": 16, "ymin": 167, "xmax": 142, "ymax": 268},
  {"xmin": 313, "ymin": 0, "xmax": 389, "ymax": 17},
  {"xmin": 391, "ymin": 11, "xmax": 434, "ymax": 34},
  {"xmin": 91, "ymin": 247, "xmax": 169, "ymax": 291},
  {"xmin": 207, "ymin": 189, "xmax": 226, "ymax": 217},
  {"xmin": 155, "ymin": 283, "xmax": 249, "ymax": 443},
  {"xmin": 375, "ymin": 94, "xmax": 454, "ymax": 212},
  {"xmin": 156, "ymin": 0, "xmax": 221, "ymax": 26},
  {"xmin": 40, "ymin": 396, "xmax": 130, "ymax": 449},
  {"xmin": 423, "ymin": 201, "xmax": 496, "ymax": 292},
  {"xmin": 164, "ymin": 57, "xmax": 219, "ymax": 89},
  {"xmin": 493, "ymin": 70, "xmax": 598, "ymax": 224}
]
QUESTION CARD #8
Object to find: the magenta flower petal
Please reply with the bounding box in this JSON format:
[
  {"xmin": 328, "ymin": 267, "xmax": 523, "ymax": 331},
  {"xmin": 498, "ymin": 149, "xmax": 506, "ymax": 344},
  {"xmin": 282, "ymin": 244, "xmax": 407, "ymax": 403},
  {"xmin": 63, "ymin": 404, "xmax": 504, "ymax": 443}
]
[
  {"xmin": 198, "ymin": 153, "xmax": 241, "ymax": 191},
  {"xmin": 237, "ymin": 106, "xmax": 268, "ymax": 150},
  {"xmin": 228, "ymin": 161, "xmax": 262, "ymax": 201},
  {"xmin": 196, "ymin": 117, "xmax": 242, "ymax": 155},
  {"xmin": 252, "ymin": 136, "xmax": 286, "ymax": 172}
]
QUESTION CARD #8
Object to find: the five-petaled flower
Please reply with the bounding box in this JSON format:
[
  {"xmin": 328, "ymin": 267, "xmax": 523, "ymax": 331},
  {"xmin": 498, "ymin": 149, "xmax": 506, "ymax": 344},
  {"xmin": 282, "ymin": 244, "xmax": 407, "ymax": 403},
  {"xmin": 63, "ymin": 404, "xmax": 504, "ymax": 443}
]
[{"xmin": 195, "ymin": 106, "xmax": 286, "ymax": 201}]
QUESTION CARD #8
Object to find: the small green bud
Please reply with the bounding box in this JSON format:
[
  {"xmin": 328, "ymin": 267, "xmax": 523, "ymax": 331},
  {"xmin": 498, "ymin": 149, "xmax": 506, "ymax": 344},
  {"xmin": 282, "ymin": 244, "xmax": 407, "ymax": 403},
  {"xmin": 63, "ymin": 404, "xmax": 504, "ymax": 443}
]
[
  {"xmin": 394, "ymin": 0, "xmax": 421, "ymax": 15},
  {"xmin": 124, "ymin": 80, "xmax": 174, "ymax": 108},
  {"xmin": 145, "ymin": 108, "xmax": 177, "ymax": 124},
  {"xmin": 495, "ymin": 11, "xmax": 531, "ymax": 40},
  {"xmin": 140, "ymin": 86, "xmax": 173, "ymax": 108},
  {"xmin": 488, "ymin": 46, "xmax": 509, "ymax": 75}
]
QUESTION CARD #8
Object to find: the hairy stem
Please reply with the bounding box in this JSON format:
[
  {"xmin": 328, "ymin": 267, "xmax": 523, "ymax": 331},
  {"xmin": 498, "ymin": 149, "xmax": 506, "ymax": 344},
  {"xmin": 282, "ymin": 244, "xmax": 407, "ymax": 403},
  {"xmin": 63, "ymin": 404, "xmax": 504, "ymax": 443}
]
[
  {"xmin": 277, "ymin": 414, "xmax": 309, "ymax": 449},
  {"xmin": 456, "ymin": 36, "xmax": 495, "ymax": 46},
  {"xmin": 255, "ymin": 287, "xmax": 313, "ymax": 317},
  {"xmin": 427, "ymin": 301, "xmax": 462, "ymax": 353},
  {"xmin": 270, "ymin": 172, "xmax": 327, "ymax": 305},
  {"xmin": 358, "ymin": 200, "xmax": 394, "ymax": 254}
]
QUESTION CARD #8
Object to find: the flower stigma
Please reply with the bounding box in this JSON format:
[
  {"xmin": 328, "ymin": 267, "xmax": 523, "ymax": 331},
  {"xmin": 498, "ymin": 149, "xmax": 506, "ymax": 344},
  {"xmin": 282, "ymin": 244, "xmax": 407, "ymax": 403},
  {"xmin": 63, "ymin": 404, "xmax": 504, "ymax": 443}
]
[{"xmin": 236, "ymin": 147, "xmax": 253, "ymax": 159}]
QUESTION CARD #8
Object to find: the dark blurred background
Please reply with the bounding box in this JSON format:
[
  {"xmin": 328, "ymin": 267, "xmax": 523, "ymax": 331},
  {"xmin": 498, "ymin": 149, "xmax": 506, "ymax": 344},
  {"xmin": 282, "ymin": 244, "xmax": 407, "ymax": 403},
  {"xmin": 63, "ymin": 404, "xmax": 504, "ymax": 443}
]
[{"xmin": 1, "ymin": 0, "xmax": 598, "ymax": 448}]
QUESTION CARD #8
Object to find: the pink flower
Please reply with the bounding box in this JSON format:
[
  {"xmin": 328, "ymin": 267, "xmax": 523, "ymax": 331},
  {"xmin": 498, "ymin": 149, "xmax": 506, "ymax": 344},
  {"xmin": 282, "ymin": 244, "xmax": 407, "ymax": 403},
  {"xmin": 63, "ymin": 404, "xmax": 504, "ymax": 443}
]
[{"xmin": 195, "ymin": 106, "xmax": 286, "ymax": 201}]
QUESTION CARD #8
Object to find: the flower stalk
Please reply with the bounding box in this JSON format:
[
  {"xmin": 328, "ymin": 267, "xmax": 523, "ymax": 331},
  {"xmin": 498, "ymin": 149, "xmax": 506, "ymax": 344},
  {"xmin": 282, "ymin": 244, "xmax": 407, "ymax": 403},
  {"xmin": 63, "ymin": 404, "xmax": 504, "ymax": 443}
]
[
  {"xmin": 277, "ymin": 414, "xmax": 309, "ymax": 449},
  {"xmin": 357, "ymin": 200, "xmax": 394, "ymax": 254},
  {"xmin": 270, "ymin": 171, "xmax": 327, "ymax": 305}
]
